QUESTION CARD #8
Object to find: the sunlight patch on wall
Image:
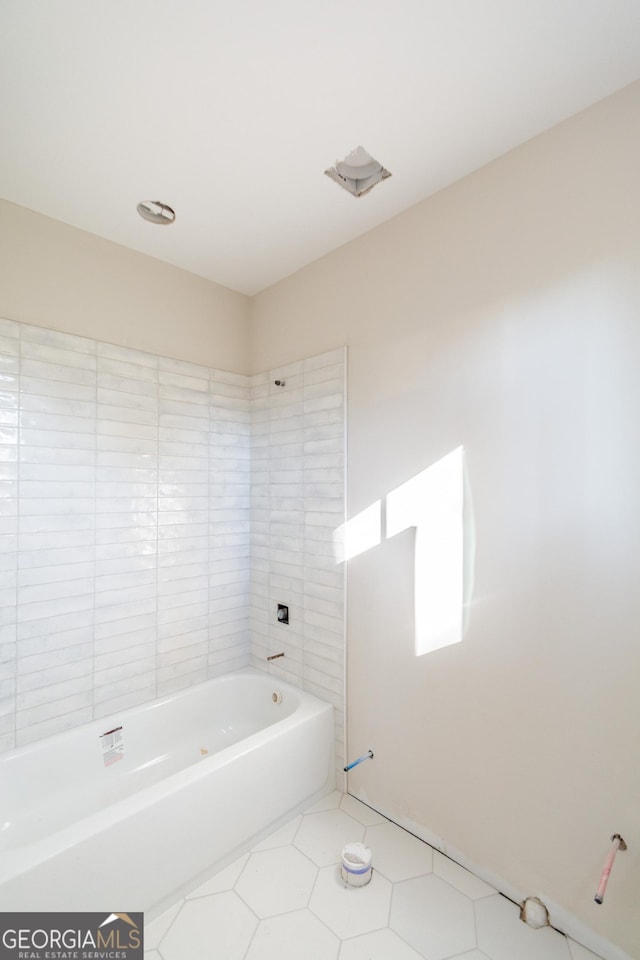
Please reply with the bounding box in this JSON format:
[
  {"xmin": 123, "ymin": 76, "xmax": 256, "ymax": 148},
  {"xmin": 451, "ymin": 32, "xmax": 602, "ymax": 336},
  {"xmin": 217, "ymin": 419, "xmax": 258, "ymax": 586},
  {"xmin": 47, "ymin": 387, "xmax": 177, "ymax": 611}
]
[
  {"xmin": 337, "ymin": 500, "xmax": 382, "ymax": 561},
  {"xmin": 386, "ymin": 446, "xmax": 464, "ymax": 655}
]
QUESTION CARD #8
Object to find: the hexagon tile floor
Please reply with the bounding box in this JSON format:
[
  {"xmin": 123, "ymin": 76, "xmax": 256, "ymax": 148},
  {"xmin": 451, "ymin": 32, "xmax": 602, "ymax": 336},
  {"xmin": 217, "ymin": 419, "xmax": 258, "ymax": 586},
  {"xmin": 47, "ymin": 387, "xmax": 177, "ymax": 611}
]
[{"xmin": 144, "ymin": 791, "xmax": 603, "ymax": 960}]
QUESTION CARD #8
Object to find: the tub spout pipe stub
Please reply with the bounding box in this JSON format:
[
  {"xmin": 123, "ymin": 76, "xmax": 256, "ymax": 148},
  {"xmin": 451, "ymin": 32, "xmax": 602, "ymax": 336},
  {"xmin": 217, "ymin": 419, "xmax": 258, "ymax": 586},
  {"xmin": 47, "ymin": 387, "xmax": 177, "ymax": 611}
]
[{"xmin": 344, "ymin": 750, "xmax": 374, "ymax": 772}]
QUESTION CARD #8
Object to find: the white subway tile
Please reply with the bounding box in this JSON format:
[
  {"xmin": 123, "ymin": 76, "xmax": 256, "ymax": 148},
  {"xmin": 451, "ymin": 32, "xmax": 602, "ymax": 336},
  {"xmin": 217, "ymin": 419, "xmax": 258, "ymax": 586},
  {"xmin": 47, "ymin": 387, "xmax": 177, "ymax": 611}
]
[
  {"xmin": 94, "ymin": 672, "xmax": 155, "ymax": 705},
  {"xmin": 97, "ymin": 466, "xmax": 157, "ymax": 484},
  {"xmin": 94, "ymin": 628, "xmax": 156, "ymax": 657},
  {"xmin": 304, "ymin": 594, "xmax": 344, "ymax": 619},
  {"xmin": 17, "ymin": 663, "xmax": 93, "ymax": 700},
  {"xmin": 20, "ymin": 340, "xmax": 97, "ymax": 370},
  {"xmin": 158, "ymin": 613, "xmax": 208, "ymax": 642},
  {"xmin": 16, "ymin": 706, "xmax": 93, "ymax": 745},
  {"xmin": 303, "ymin": 608, "xmax": 344, "ymax": 636},
  {"xmin": 20, "ymin": 428, "xmax": 95, "ymax": 450},
  {"xmin": 20, "ymin": 448, "xmax": 96, "ymax": 469},
  {"xmin": 159, "ymin": 382, "xmax": 209, "ymax": 406},
  {"xmin": 17, "ymin": 609, "xmax": 93, "ymax": 641},
  {"xmin": 304, "ymin": 637, "xmax": 344, "ymax": 666},
  {"xmin": 302, "ymin": 423, "xmax": 344, "ymax": 444},
  {"xmin": 20, "ymin": 358, "xmax": 96, "ymax": 386},
  {"xmin": 95, "ymin": 555, "xmax": 157, "ymax": 578},
  {"xmin": 20, "ymin": 480, "xmax": 95, "ymax": 500},
  {"xmin": 98, "ymin": 404, "xmax": 158, "ymax": 428},
  {"xmin": 19, "ymin": 514, "xmax": 94, "ymax": 535},
  {"xmin": 94, "ymin": 655, "xmax": 156, "ymax": 688},
  {"xmin": 16, "ymin": 690, "xmax": 93, "ymax": 728},
  {"xmin": 159, "ymin": 440, "xmax": 208, "ymax": 460},
  {"xmin": 0, "ymin": 479, "xmax": 17, "ymax": 499},
  {"xmin": 21, "ymin": 324, "xmax": 95, "ymax": 355},
  {"xmin": 303, "ymin": 348, "xmax": 345, "ymax": 372},
  {"xmin": 18, "ymin": 578, "xmax": 94, "ymax": 606},
  {"xmin": 20, "ymin": 375, "xmax": 95, "ymax": 402},
  {"xmin": 18, "ymin": 562, "xmax": 93, "ymax": 587},
  {"xmin": 303, "ymin": 650, "xmax": 343, "ymax": 681},
  {"xmin": 159, "ymin": 546, "xmax": 208, "ymax": 566},
  {"xmin": 97, "ymin": 434, "xmax": 157, "ymax": 456},
  {"xmin": 0, "ymin": 317, "xmax": 20, "ymax": 338},
  {"xmin": 0, "ymin": 586, "xmax": 16, "ymax": 610},
  {"xmin": 95, "ymin": 582, "xmax": 157, "ymax": 610},
  {"xmin": 94, "ymin": 598, "xmax": 156, "ymax": 624},
  {"xmin": 19, "ymin": 498, "xmax": 94, "ymax": 517},
  {"xmin": 95, "ymin": 514, "xmax": 157, "ymax": 533},
  {"xmin": 301, "ymin": 678, "xmax": 342, "ymax": 708},
  {"xmin": 212, "ymin": 367, "xmax": 249, "ymax": 387},
  {"xmin": 20, "ymin": 463, "xmax": 95, "ymax": 483},
  {"xmin": 0, "ymin": 391, "xmax": 18, "ymax": 412},
  {"xmin": 97, "ymin": 419, "xmax": 157, "ymax": 441},
  {"xmin": 157, "ymin": 585, "xmax": 208, "ymax": 612},
  {"xmin": 97, "ymin": 342, "xmax": 158, "ymax": 368},
  {"xmin": 97, "ymin": 356, "xmax": 157, "ymax": 382},
  {"xmin": 94, "ymin": 612, "xmax": 156, "ymax": 641},
  {"xmin": 20, "ymin": 393, "xmax": 96, "ymax": 418},
  {"xmin": 270, "ymin": 360, "xmax": 304, "ymax": 379},
  {"xmin": 0, "ymin": 427, "xmax": 18, "ymax": 445},
  {"xmin": 0, "ymin": 501, "xmax": 17, "ymax": 519},
  {"xmin": 18, "ymin": 626, "xmax": 91, "ymax": 658},
  {"xmin": 97, "ymin": 371, "xmax": 158, "ymax": 398},
  {"xmin": 0, "ymin": 409, "xmax": 18, "ymax": 427},
  {"xmin": 303, "ymin": 361, "xmax": 344, "ymax": 386},
  {"xmin": 94, "ymin": 686, "xmax": 155, "ymax": 719},
  {"xmin": 0, "ymin": 445, "xmax": 17, "ymax": 462}
]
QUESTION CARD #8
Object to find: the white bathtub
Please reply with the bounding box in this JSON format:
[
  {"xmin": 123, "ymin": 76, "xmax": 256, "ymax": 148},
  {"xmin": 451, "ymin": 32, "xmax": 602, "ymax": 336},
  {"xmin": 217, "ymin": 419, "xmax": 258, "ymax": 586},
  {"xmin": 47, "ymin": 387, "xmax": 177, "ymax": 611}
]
[{"xmin": 0, "ymin": 667, "xmax": 334, "ymax": 917}]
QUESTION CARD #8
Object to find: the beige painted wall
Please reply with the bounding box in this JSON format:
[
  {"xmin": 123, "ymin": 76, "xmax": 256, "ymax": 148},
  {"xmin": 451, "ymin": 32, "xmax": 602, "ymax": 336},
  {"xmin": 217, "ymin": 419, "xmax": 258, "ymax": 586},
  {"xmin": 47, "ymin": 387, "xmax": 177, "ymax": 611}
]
[
  {"xmin": 0, "ymin": 200, "xmax": 250, "ymax": 370},
  {"xmin": 251, "ymin": 81, "xmax": 640, "ymax": 959}
]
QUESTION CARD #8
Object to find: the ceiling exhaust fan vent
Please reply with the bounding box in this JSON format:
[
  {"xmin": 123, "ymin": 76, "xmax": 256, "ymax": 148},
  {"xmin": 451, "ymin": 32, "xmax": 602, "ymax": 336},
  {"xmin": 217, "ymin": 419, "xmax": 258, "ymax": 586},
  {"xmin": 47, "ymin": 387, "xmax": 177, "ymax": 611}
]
[{"xmin": 325, "ymin": 146, "xmax": 391, "ymax": 197}]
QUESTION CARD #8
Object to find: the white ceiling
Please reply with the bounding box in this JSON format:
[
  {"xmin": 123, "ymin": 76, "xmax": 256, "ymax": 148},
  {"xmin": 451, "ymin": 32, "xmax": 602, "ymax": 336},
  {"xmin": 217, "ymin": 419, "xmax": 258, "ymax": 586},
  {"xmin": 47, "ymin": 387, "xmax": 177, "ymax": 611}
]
[{"xmin": 1, "ymin": 1, "xmax": 639, "ymax": 296}]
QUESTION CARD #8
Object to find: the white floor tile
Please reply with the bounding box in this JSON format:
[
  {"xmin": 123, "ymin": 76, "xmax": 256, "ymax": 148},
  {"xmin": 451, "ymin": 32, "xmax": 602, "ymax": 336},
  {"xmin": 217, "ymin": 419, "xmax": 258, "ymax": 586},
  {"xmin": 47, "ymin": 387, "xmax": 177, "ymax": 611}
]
[
  {"xmin": 339, "ymin": 927, "xmax": 424, "ymax": 959},
  {"xmin": 159, "ymin": 892, "xmax": 257, "ymax": 960},
  {"xmin": 364, "ymin": 821, "xmax": 433, "ymax": 882},
  {"xmin": 310, "ymin": 865, "xmax": 392, "ymax": 939},
  {"xmin": 141, "ymin": 794, "xmax": 588, "ymax": 960},
  {"xmin": 447, "ymin": 952, "xmax": 491, "ymax": 959},
  {"xmin": 295, "ymin": 808, "xmax": 365, "ymax": 866},
  {"xmin": 475, "ymin": 894, "xmax": 571, "ymax": 960},
  {"xmin": 433, "ymin": 850, "xmax": 497, "ymax": 899},
  {"xmin": 567, "ymin": 940, "xmax": 606, "ymax": 960},
  {"xmin": 304, "ymin": 790, "xmax": 342, "ymax": 814},
  {"xmin": 144, "ymin": 901, "xmax": 183, "ymax": 950},
  {"xmin": 185, "ymin": 852, "xmax": 250, "ymax": 898},
  {"xmin": 252, "ymin": 814, "xmax": 302, "ymax": 851},
  {"xmin": 245, "ymin": 908, "xmax": 340, "ymax": 960},
  {"xmin": 390, "ymin": 874, "xmax": 477, "ymax": 960},
  {"xmin": 235, "ymin": 845, "xmax": 318, "ymax": 918}
]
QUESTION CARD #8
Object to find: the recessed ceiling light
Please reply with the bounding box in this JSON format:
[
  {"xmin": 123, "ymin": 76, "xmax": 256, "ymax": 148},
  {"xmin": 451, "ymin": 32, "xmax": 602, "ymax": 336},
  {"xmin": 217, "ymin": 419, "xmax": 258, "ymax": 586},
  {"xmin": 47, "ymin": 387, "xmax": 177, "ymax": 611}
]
[
  {"xmin": 325, "ymin": 146, "xmax": 391, "ymax": 197},
  {"xmin": 136, "ymin": 200, "xmax": 176, "ymax": 225}
]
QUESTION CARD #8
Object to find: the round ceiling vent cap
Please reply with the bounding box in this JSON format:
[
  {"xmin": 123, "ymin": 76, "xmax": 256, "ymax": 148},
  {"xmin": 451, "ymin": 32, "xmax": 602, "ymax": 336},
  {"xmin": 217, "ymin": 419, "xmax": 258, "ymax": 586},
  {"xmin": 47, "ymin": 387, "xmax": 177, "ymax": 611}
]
[{"xmin": 136, "ymin": 200, "xmax": 176, "ymax": 225}]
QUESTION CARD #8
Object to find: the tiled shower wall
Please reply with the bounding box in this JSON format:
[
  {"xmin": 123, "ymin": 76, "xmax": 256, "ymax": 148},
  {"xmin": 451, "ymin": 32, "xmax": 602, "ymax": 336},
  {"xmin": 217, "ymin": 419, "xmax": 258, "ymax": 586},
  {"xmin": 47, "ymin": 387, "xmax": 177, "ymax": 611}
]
[
  {"xmin": 0, "ymin": 318, "xmax": 346, "ymax": 762},
  {"xmin": 0, "ymin": 317, "xmax": 250, "ymax": 752},
  {"xmin": 249, "ymin": 349, "xmax": 346, "ymax": 778}
]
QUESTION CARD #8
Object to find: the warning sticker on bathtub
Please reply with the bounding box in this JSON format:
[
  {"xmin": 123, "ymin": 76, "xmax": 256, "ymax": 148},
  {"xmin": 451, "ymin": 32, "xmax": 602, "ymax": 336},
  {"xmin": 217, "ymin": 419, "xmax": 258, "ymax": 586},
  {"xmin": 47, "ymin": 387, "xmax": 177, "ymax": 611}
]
[{"xmin": 99, "ymin": 725, "xmax": 124, "ymax": 766}]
